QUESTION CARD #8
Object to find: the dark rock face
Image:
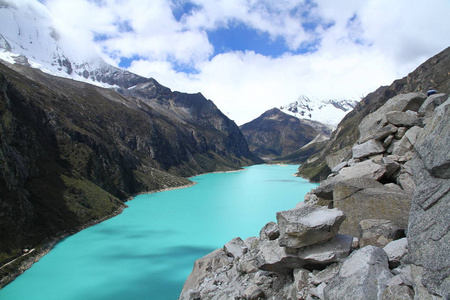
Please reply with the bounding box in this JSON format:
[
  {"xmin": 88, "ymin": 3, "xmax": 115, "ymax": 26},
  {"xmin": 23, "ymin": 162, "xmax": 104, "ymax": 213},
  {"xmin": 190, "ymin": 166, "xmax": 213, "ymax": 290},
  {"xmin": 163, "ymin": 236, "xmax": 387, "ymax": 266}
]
[
  {"xmin": 0, "ymin": 61, "xmax": 261, "ymax": 275},
  {"xmin": 240, "ymin": 108, "xmax": 319, "ymax": 160}
]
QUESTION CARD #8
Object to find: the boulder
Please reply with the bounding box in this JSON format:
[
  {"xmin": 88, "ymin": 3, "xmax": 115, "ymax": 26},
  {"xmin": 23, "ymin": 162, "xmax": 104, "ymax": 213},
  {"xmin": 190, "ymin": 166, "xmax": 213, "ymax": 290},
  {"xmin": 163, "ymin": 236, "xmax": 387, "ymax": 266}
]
[
  {"xmin": 334, "ymin": 186, "xmax": 411, "ymax": 237},
  {"xmin": 224, "ymin": 237, "xmax": 247, "ymax": 258},
  {"xmin": 418, "ymin": 93, "xmax": 448, "ymax": 118},
  {"xmin": 324, "ymin": 246, "xmax": 393, "ymax": 300},
  {"xmin": 277, "ymin": 205, "xmax": 345, "ymax": 248},
  {"xmin": 256, "ymin": 235, "xmax": 352, "ymax": 273},
  {"xmin": 383, "ymin": 237, "xmax": 408, "ymax": 268},
  {"xmin": 358, "ymin": 93, "xmax": 426, "ymax": 143},
  {"xmin": 310, "ymin": 263, "xmax": 340, "ymax": 285},
  {"xmin": 325, "ymin": 146, "xmax": 352, "ymax": 169},
  {"xmin": 180, "ymin": 248, "xmax": 232, "ymax": 296},
  {"xmin": 358, "ymin": 219, "xmax": 405, "ymax": 248},
  {"xmin": 372, "ymin": 123, "xmax": 399, "ymax": 141},
  {"xmin": 331, "ymin": 161, "xmax": 348, "ymax": 173},
  {"xmin": 244, "ymin": 285, "xmax": 265, "ymax": 300},
  {"xmin": 404, "ymin": 126, "xmax": 422, "ymax": 145},
  {"xmin": 382, "ymin": 134, "xmax": 395, "ymax": 148},
  {"xmin": 259, "ymin": 221, "xmax": 280, "ymax": 241},
  {"xmin": 395, "ymin": 127, "xmax": 407, "ymax": 139},
  {"xmin": 382, "ymin": 284, "xmax": 414, "ymax": 300},
  {"xmin": 381, "ymin": 157, "xmax": 400, "ymax": 179},
  {"xmin": 407, "ymin": 158, "xmax": 450, "ymax": 298},
  {"xmin": 387, "ymin": 136, "xmax": 413, "ymax": 156},
  {"xmin": 415, "ymin": 98, "xmax": 450, "ymax": 178},
  {"xmin": 313, "ymin": 160, "xmax": 387, "ymax": 200},
  {"xmin": 385, "ymin": 110, "xmax": 419, "ymax": 127},
  {"xmin": 352, "ymin": 139, "xmax": 385, "ymax": 159},
  {"xmin": 332, "ymin": 178, "xmax": 383, "ymax": 202},
  {"xmin": 397, "ymin": 173, "xmax": 416, "ymax": 194}
]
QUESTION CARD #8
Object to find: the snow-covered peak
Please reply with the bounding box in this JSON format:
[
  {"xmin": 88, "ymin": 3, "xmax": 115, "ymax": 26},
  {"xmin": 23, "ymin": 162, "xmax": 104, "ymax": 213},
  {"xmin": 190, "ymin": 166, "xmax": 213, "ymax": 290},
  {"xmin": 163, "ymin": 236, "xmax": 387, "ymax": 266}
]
[
  {"xmin": 0, "ymin": 0, "xmax": 117, "ymax": 88},
  {"xmin": 279, "ymin": 95, "xmax": 358, "ymax": 129}
]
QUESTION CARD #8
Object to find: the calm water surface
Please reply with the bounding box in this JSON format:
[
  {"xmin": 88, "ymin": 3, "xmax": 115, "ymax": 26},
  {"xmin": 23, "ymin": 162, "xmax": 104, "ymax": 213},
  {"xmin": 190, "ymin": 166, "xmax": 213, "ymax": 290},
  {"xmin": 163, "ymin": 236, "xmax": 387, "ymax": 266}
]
[{"xmin": 0, "ymin": 165, "xmax": 317, "ymax": 300}]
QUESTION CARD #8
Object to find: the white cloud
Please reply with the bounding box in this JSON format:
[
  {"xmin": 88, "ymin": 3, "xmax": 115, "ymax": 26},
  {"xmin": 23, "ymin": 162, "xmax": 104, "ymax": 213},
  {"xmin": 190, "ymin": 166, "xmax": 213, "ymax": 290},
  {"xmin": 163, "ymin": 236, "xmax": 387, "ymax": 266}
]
[{"xmin": 32, "ymin": 0, "xmax": 450, "ymax": 124}]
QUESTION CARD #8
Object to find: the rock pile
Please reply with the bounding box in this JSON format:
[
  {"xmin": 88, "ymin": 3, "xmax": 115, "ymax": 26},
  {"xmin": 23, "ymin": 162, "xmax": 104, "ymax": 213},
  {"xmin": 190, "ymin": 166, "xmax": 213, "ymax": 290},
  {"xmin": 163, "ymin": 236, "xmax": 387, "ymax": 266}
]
[{"xmin": 179, "ymin": 93, "xmax": 450, "ymax": 300}]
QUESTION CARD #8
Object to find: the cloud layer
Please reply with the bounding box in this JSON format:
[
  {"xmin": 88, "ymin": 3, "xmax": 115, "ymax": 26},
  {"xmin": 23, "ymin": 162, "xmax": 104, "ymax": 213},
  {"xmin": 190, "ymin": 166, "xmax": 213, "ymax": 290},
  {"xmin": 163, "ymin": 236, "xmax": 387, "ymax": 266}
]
[{"xmin": 39, "ymin": 0, "xmax": 450, "ymax": 124}]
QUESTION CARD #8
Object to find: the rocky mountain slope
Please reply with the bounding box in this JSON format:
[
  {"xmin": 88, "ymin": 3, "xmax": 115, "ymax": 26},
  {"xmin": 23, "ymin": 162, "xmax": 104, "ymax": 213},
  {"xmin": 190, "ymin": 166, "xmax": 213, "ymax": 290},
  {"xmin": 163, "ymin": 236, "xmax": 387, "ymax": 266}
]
[
  {"xmin": 179, "ymin": 91, "xmax": 450, "ymax": 300},
  {"xmin": 179, "ymin": 49, "xmax": 450, "ymax": 300},
  {"xmin": 280, "ymin": 96, "xmax": 358, "ymax": 129},
  {"xmin": 0, "ymin": 59, "xmax": 261, "ymax": 286},
  {"xmin": 240, "ymin": 108, "xmax": 320, "ymax": 160},
  {"xmin": 297, "ymin": 47, "xmax": 450, "ymax": 182}
]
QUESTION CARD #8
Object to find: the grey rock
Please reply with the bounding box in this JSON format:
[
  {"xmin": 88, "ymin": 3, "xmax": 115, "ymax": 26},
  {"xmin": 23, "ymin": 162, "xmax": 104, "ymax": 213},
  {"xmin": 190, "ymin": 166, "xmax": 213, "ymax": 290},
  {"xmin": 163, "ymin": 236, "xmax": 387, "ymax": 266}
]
[
  {"xmin": 383, "ymin": 134, "xmax": 395, "ymax": 148},
  {"xmin": 404, "ymin": 126, "xmax": 423, "ymax": 145},
  {"xmin": 259, "ymin": 221, "xmax": 280, "ymax": 241},
  {"xmin": 244, "ymin": 285, "xmax": 265, "ymax": 300},
  {"xmin": 256, "ymin": 235, "xmax": 352, "ymax": 273},
  {"xmin": 313, "ymin": 160, "xmax": 387, "ymax": 200},
  {"xmin": 358, "ymin": 219, "xmax": 405, "ymax": 248},
  {"xmin": 325, "ymin": 146, "xmax": 352, "ymax": 169},
  {"xmin": 277, "ymin": 204, "xmax": 345, "ymax": 248},
  {"xmin": 224, "ymin": 237, "xmax": 247, "ymax": 258},
  {"xmin": 358, "ymin": 93, "xmax": 426, "ymax": 143},
  {"xmin": 333, "ymin": 178, "xmax": 384, "ymax": 202},
  {"xmin": 373, "ymin": 123, "xmax": 399, "ymax": 141},
  {"xmin": 311, "ymin": 263, "xmax": 340, "ymax": 285},
  {"xmin": 382, "ymin": 157, "xmax": 401, "ymax": 179},
  {"xmin": 331, "ymin": 161, "xmax": 348, "ymax": 173},
  {"xmin": 180, "ymin": 248, "xmax": 232, "ymax": 297},
  {"xmin": 418, "ymin": 93, "xmax": 448, "ymax": 118},
  {"xmin": 396, "ymin": 127, "xmax": 407, "ymax": 139},
  {"xmin": 397, "ymin": 173, "xmax": 416, "ymax": 194},
  {"xmin": 303, "ymin": 191, "xmax": 319, "ymax": 206},
  {"xmin": 415, "ymin": 98, "xmax": 450, "ymax": 178},
  {"xmin": 386, "ymin": 110, "xmax": 419, "ymax": 127},
  {"xmin": 407, "ymin": 158, "xmax": 450, "ymax": 298},
  {"xmin": 382, "ymin": 284, "xmax": 414, "ymax": 300},
  {"xmin": 388, "ymin": 136, "xmax": 413, "ymax": 156},
  {"xmin": 384, "ymin": 183, "xmax": 402, "ymax": 191},
  {"xmin": 324, "ymin": 246, "xmax": 393, "ymax": 300},
  {"xmin": 383, "ymin": 238, "xmax": 408, "ymax": 268},
  {"xmin": 352, "ymin": 139, "xmax": 385, "ymax": 159},
  {"xmin": 334, "ymin": 184, "xmax": 411, "ymax": 237}
]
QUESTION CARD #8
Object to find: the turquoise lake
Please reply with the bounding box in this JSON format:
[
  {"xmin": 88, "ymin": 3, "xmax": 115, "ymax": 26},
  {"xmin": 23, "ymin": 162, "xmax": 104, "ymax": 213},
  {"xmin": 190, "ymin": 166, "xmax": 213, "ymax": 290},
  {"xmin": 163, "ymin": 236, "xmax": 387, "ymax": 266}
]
[{"xmin": 0, "ymin": 164, "xmax": 318, "ymax": 300}]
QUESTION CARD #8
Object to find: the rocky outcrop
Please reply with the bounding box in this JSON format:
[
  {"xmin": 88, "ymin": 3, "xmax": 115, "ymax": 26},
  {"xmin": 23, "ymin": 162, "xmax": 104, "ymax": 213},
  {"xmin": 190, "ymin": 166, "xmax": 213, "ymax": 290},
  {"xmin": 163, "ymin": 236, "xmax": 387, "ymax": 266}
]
[
  {"xmin": 240, "ymin": 108, "xmax": 319, "ymax": 160},
  {"xmin": 297, "ymin": 47, "xmax": 450, "ymax": 182},
  {"xmin": 180, "ymin": 90, "xmax": 450, "ymax": 299}
]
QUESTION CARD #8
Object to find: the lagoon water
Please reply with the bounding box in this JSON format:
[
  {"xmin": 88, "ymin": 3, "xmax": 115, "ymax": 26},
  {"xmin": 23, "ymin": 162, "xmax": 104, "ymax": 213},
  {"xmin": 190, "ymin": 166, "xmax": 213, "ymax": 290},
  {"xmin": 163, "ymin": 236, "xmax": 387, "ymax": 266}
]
[{"xmin": 0, "ymin": 165, "xmax": 317, "ymax": 300}]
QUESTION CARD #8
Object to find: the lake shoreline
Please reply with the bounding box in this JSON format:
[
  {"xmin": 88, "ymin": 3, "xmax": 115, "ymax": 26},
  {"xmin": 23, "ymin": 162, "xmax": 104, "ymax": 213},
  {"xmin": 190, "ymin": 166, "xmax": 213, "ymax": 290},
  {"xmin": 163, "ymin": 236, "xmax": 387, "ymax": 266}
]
[{"xmin": 0, "ymin": 167, "xmax": 248, "ymax": 290}]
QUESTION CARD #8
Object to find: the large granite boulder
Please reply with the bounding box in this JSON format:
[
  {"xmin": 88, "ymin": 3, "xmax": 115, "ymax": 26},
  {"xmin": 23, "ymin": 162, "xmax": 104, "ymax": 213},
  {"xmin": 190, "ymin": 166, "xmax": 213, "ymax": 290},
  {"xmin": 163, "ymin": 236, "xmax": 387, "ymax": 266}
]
[
  {"xmin": 358, "ymin": 93, "xmax": 426, "ymax": 143},
  {"xmin": 352, "ymin": 139, "xmax": 385, "ymax": 159},
  {"xmin": 383, "ymin": 237, "xmax": 408, "ymax": 268},
  {"xmin": 407, "ymin": 157, "xmax": 450, "ymax": 298},
  {"xmin": 358, "ymin": 219, "xmax": 405, "ymax": 248},
  {"xmin": 418, "ymin": 93, "xmax": 448, "ymax": 118},
  {"xmin": 313, "ymin": 160, "xmax": 387, "ymax": 200},
  {"xmin": 414, "ymin": 98, "xmax": 450, "ymax": 178},
  {"xmin": 276, "ymin": 205, "xmax": 346, "ymax": 248},
  {"xmin": 324, "ymin": 246, "xmax": 393, "ymax": 300},
  {"xmin": 385, "ymin": 110, "xmax": 419, "ymax": 127},
  {"xmin": 333, "ymin": 185, "xmax": 411, "ymax": 237},
  {"xmin": 255, "ymin": 234, "xmax": 353, "ymax": 273},
  {"xmin": 180, "ymin": 248, "xmax": 232, "ymax": 297}
]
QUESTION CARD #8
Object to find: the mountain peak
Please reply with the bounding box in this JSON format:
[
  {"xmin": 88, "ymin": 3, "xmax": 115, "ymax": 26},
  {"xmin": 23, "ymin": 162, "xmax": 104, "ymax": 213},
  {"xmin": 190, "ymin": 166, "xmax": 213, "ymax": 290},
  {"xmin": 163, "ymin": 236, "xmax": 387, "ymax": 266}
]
[{"xmin": 280, "ymin": 95, "xmax": 358, "ymax": 128}]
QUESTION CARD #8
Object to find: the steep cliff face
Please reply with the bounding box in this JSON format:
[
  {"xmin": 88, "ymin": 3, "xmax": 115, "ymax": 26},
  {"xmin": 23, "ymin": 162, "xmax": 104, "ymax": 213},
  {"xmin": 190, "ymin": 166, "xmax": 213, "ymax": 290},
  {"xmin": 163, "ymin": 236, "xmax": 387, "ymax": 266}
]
[
  {"xmin": 240, "ymin": 108, "xmax": 319, "ymax": 160},
  {"xmin": 0, "ymin": 61, "xmax": 261, "ymax": 275},
  {"xmin": 298, "ymin": 47, "xmax": 450, "ymax": 182}
]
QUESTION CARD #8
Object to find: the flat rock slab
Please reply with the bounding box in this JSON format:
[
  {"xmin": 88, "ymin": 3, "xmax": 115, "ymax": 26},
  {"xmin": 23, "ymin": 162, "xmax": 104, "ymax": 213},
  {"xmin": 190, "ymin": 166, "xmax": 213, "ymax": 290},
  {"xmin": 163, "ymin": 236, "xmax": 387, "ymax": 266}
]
[
  {"xmin": 277, "ymin": 205, "xmax": 346, "ymax": 248},
  {"xmin": 334, "ymin": 186, "xmax": 411, "ymax": 237},
  {"xmin": 324, "ymin": 246, "xmax": 393, "ymax": 300},
  {"xmin": 352, "ymin": 139, "xmax": 385, "ymax": 159},
  {"xmin": 313, "ymin": 160, "xmax": 387, "ymax": 200},
  {"xmin": 256, "ymin": 234, "xmax": 352, "ymax": 273},
  {"xmin": 386, "ymin": 110, "xmax": 419, "ymax": 127}
]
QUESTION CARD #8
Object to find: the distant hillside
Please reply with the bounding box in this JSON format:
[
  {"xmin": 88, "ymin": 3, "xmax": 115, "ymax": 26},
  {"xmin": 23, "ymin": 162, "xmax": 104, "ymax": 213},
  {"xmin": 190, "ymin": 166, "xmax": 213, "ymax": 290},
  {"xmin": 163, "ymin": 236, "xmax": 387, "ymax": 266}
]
[{"xmin": 240, "ymin": 108, "xmax": 319, "ymax": 160}]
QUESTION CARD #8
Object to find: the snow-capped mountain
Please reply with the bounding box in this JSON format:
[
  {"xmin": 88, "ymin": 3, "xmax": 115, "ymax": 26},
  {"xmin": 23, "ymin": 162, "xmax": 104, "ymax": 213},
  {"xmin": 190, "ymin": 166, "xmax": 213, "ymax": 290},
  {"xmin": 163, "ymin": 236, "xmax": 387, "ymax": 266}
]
[
  {"xmin": 0, "ymin": 0, "xmax": 138, "ymax": 89},
  {"xmin": 280, "ymin": 95, "xmax": 359, "ymax": 129}
]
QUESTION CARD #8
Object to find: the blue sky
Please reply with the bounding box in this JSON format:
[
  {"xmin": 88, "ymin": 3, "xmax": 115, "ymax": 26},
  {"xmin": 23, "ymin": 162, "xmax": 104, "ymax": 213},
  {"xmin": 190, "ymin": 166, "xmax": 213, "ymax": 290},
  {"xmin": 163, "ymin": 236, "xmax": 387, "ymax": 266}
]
[{"xmin": 19, "ymin": 0, "xmax": 450, "ymax": 124}]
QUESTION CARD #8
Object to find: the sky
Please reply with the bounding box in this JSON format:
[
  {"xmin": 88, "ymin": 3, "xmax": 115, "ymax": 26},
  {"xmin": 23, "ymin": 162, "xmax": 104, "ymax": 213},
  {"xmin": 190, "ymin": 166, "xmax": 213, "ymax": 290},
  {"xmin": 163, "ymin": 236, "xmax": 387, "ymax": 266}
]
[{"xmin": 17, "ymin": 0, "xmax": 450, "ymax": 124}]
